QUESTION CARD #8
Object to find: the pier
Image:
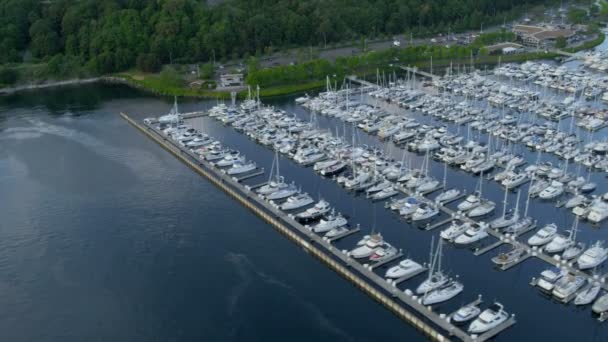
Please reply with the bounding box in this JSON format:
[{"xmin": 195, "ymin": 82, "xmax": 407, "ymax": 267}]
[
  {"xmin": 120, "ymin": 112, "xmax": 486, "ymax": 342},
  {"xmin": 399, "ymin": 66, "xmax": 439, "ymax": 81}
]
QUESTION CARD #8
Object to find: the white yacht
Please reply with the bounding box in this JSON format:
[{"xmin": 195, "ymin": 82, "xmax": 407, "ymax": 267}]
[
  {"xmin": 553, "ymin": 275, "xmax": 585, "ymax": 300},
  {"xmin": 372, "ymin": 186, "xmax": 399, "ymax": 201},
  {"xmin": 467, "ymin": 199, "xmax": 496, "ymax": 218},
  {"xmin": 215, "ymin": 154, "xmax": 243, "ymax": 167},
  {"xmin": 468, "ymin": 303, "xmax": 509, "ymax": 334},
  {"xmin": 295, "ymin": 200, "xmax": 331, "ymax": 222},
  {"xmin": 257, "ymin": 177, "xmax": 288, "ymax": 196},
  {"xmin": 577, "ymin": 241, "xmax": 608, "ymax": 270},
  {"xmin": 227, "ymin": 161, "xmax": 256, "ymax": 175},
  {"xmin": 385, "ymin": 259, "xmax": 424, "ymax": 279},
  {"xmin": 265, "ymin": 182, "xmax": 298, "ymax": 200},
  {"xmin": 325, "ymin": 226, "xmax": 349, "ymax": 238},
  {"xmin": 422, "ymin": 280, "xmax": 463, "ymax": 305},
  {"xmin": 435, "ymin": 188, "xmax": 461, "ymax": 204},
  {"xmin": 562, "ymin": 242, "xmax": 586, "ymax": 261},
  {"xmin": 350, "ymin": 234, "xmax": 384, "ymax": 259},
  {"xmin": 587, "ymin": 201, "xmax": 608, "ymax": 224},
  {"xmin": 538, "ymin": 181, "xmax": 564, "ymax": 200},
  {"xmin": 545, "ymin": 233, "xmax": 574, "ymax": 254},
  {"xmin": 280, "ymin": 193, "xmax": 314, "ymax": 211},
  {"xmin": 592, "ymin": 293, "xmax": 608, "ymax": 314},
  {"xmin": 527, "ymin": 224, "xmax": 557, "ymax": 246},
  {"xmin": 451, "ymin": 302, "xmax": 481, "ymax": 324},
  {"xmin": 416, "ymin": 238, "xmax": 449, "ymax": 295},
  {"xmin": 312, "ymin": 212, "xmax": 347, "ymax": 233},
  {"xmin": 412, "ymin": 203, "xmax": 440, "ymax": 221},
  {"xmin": 491, "ymin": 246, "xmax": 526, "ymax": 266},
  {"xmin": 369, "ymin": 244, "xmax": 399, "ymax": 263},
  {"xmin": 574, "ymin": 282, "xmax": 601, "ymax": 306},
  {"xmin": 440, "ymin": 221, "xmax": 469, "ymax": 240},
  {"xmin": 454, "ymin": 223, "xmax": 489, "ymax": 245},
  {"xmin": 457, "ymin": 192, "xmax": 481, "ymax": 211},
  {"xmin": 536, "ymin": 268, "xmax": 565, "ymax": 292}
]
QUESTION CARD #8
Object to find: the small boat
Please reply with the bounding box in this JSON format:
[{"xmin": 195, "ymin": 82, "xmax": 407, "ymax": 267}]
[
  {"xmin": 385, "ymin": 259, "xmax": 424, "ymax": 279},
  {"xmin": 574, "ymin": 282, "xmax": 601, "ymax": 306},
  {"xmin": 280, "ymin": 193, "xmax": 314, "ymax": 211},
  {"xmin": 372, "ymin": 186, "xmax": 399, "ymax": 201},
  {"xmin": 325, "ymin": 226, "xmax": 349, "ymax": 238},
  {"xmin": 350, "ymin": 234, "xmax": 384, "ymax": 259},
  {"xmin": 227, "ymin": 161, "xmax": 256, "ymax": 175},
  {"xmin": 527, "ymin": 224, "xmax": 557, "ymax": 246},
  {"xmin": 440, "ymin": 221, "xmax": 469, "ymax": 240},
  {"xmin": 468, "ymin": 303, "xmax": 509, "ymax": 334},
  {"xmin": 536, "ymin": 268, "xmax": 565, "ymax": 292},
  {"xmin": 491, "ymin": 246, "xmax": 526, "ymax": 266},
  {"xmin": 577, "ymin": 241, "xmax": 608, "ymax": 270},
  {"xmin": 266, "ymin": 183, "xmax": 298, "ymax": 200},
  {"xmin": 422, "ymin": 280, "xmax": 464, "ymax": 305},
  {"xmin": 295, "ymin": 200, "xmax": 331, "ymax": 222},
  {"xmin": 504, "ymin": 217, "xmax": 533, "ymax": 235},
  {"xmin": 467, "ymin": 199, "xmax": 495, "ymax": 218},
  {"xmin": 369, "ymin": 244, "xmax": 399, "ymax": 262},
  {"xmin": 457, "ymin": 192, "xmax": 481, "ymax": 211},
  {"xmin": 412, "ymin": 203, "xmax": 440, "ymax": 221},
  {"xmin": 545, "ymin": 233, "xmax": 574, "ymax": 254},
  {"xmin": 312, "ymin": 212, "xmax": 347, "ymax": 233},
  {"xmin": 562, "ymin": 242, "xmax": 586, "ymax": 260},
  {"xmin": 538, "ymin": 181, "xmax": 564, "ymax": 200},
  {"xmin": 454, "ymin": 223, "xmax": 488, "ymax": 245},
  {"xmin": 552, "ymin": 274, "xmax": 585, "ymax": 300},
  {"xmin": 451, "ymin": 303, "xmax": 481, "ymax": 324},
  {"xmin": 435, "ymin": 188, "xmax": 461, "ymax": 204},
  {"xmin": 592, "ymin": 292, "xmax": 608, "ymax": 314}
]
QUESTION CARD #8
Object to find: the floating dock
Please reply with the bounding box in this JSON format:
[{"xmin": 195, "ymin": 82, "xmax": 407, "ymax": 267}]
[{"xmin": 120, "ymin": 112, "xmax": 486, "ymax": 342}]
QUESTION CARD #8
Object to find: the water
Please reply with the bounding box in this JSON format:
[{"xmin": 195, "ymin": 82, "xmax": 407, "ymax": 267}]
[
  {"xmin": 1, "ymin": 82, "xmax": 608, "ymax": 342},
  {"xmin": 0, "ymin": 84, "xmax": 421, "ymax": 342}
]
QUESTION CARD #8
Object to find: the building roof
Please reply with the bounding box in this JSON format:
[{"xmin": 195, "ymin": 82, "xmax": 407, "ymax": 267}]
[
  {"xmin": 513, "ymin": 24, "xmax": 545, "ymax": 35},
  {"xmin": 533, "ymin": 29, "xmax": 575, "ymax": 40}
]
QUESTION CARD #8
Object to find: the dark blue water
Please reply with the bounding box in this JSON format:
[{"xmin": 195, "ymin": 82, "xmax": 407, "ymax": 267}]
[
  {"xmin": 1, "ymin": 83, "xmax": 608, "ymax": 342},
  {"xmin": 0, "ymin": 84, "xmax": 423, "ymax": 342}
]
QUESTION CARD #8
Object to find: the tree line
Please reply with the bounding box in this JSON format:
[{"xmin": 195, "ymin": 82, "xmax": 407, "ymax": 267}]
[{"xmin": 0, "ymin": 0, "xmax": 552, "ymax": 75}]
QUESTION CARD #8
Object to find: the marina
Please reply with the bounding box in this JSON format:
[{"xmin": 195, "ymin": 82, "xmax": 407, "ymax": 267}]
[{"xmin": 122, "ymin": 110, "xmax": 520, "ymax": 341}]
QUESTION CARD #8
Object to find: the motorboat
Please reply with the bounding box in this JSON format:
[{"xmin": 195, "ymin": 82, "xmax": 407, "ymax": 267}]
[
  {"xmin": 312, "ymin": 212, "xmax": 347, "ymax": 233},
  {"xmin": 320, "ymin": 160, "xmax": 347, "ymax": 176},
  {"xmin": 369, "ymin": 244, "xmax": 399, "ymax": 262},
  {"xmin": 295, "ymin": 200, "xmax": 331, "ymax": 222},
  {"xmin": 527, "ymin": 224, "xmax": 557, "ymax": 246},
  {"xmin": 592, "ymin": 293, "xmax": 608, "ymax": 314},
  {"xmin": 577, "ymin": 241, "xmax": 608, "ymax": 270},
  {"xmin": 325, "ymin": 226, "xmax": 349, "ymax": 238},
  {"xmin": 562, "ymin": 242, "xmax": 586, "ymax": 260},
  {"xmin": 227, "ymin": 161, "xmax": 256, "ymax": 175},
  {"xmin": 536, "ymin": 268, "xmax": 565, "ymax": 292},
  {"xmin": 435, "ymin": 188, "xmax": 461, "ymax": 204},
  {"xmin": 280, "ymin": 193, "xmax": 314, "ymax": 211},
  {"xmin": 538, "ymin": 181, "xmax": 564, "ymax": 200},
  {"xmin": 545, "ymin": 233, "xmax": 574, "ymax": 254},
  {"xmin": 490, "ymin": 209, "xmax": 520, "ymax": 229},
  {"xmin": 491, "ymin": 246, "xmax": 526, "ymax": 266},
  {"xmin": 552, "ymin": 274, "xmax": 585, "ymax": 300},
  {"xmin": 215, "ymin": 154, "xmax": 243, "ymax": 167},
  {"xmin": 457, "ymin": 192, "xmax": 481, "ymax": 211},
  {"xmin": 412, "ymin": 203, "xmax": 440, "ymax": 221},
  {"xmin": 454, "ymin": 223, "xmax": 489, "ymax": 245},
  {"xmin": 468, "ymin": 303, "xmax": 509, "ymax": 334},
  {"xmin": 440, "ymin": 221, "xmax": 469, "ymax": 240},
  {"xmin": 371, "ymin": 186, "xmax": 399, "ymax": 201},
  {"xmin": 422, "ymin": 280, "xmax": 464, "ymax": 305},
  {"xmin": 399, "ymin": 197, "xmax": 421, "ymax": 218},
  {"xmin": 564, "ymin": 194, "xmax": 589, "ymax": 209},
  {"xmin": 451, "ymin": 303, "xmax": 481, "ymax": 324},
  {"xmin": 587, "ymin": 201, "xmax": 608, "ymax": 224},
  {"xmin": 266, "ymin": 183, "xmax": 298, "ymax": 201},
  {"xmin": 467, "ymin": 199, "xmax": 495, "ymax": 218},
  {"xmin": 574, "ymin": 282, "xmax": 601, "ymax": 305},
  {"xmin": 385, "ymin": 259, "xmax": 424, "ymax": 279},
  {"xmin": 350, "ymin": 234, "xmax": 384, "ymax": 259}
]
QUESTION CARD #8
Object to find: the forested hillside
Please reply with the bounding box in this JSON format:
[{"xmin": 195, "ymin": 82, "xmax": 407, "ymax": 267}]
[{"xmin": 0, "ymin": 0, "xmax": 546, "ymax": 74}]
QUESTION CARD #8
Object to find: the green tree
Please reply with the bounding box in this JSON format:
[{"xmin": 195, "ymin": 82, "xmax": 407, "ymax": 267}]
[
  {"xmin": 0, "ymin": 67, "xmax": 18, "ymax": 85},
  {"xmin": 555, "ymin": 36, "xmax": 567, "ymax": 49}
]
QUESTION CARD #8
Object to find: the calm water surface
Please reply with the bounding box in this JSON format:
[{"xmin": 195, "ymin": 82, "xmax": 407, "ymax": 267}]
[{"xmin": 2, "ymin": 82, "xmax": 608, "ymax": 342}]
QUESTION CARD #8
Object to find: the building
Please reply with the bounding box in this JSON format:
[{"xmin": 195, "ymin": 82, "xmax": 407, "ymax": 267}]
[
  {"xmin": 219, "ymin": 73, "xmax": 244, "ymax": 88},
  {"xmin": 512, "ymin": 24, "xmax": 575, "ymax": 48}
]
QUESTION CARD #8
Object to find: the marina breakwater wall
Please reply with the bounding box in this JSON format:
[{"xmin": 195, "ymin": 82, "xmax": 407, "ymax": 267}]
[{"xmin": 120, "ymin": 112, "xmax": 454, "ymax": 342}]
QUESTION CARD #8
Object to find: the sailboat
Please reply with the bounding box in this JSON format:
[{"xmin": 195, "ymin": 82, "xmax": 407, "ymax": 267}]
[
  {"xmin": 562, "ymin": 217, "xmax": 586, "ymax": 260},
  {"xmin": 468, "ymin": 170, "xmax": 496, "ymax": 217},
  {"xmin": 490, "ymin": 190, "xmax": 520, "ymax": 229},
  {"xmin": 435, "ymin": 162, "xmax": 461, "ymax": 204},
  {"xmin": 416, "ymin": 237, "xmax": 450, "ymax": 295},
  {"xmin": 257, "ymin": 150, "xmax": 288, "ymax": 195}
]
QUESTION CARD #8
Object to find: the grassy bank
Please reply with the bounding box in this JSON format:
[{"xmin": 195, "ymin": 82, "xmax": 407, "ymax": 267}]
[
  {"xmin": 566, "ymin": 33, "xmax": 606, "ymax": 53},
  {"xmin": 111, "ymin": 73, "xmax": 325, "ymax": 99}
]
